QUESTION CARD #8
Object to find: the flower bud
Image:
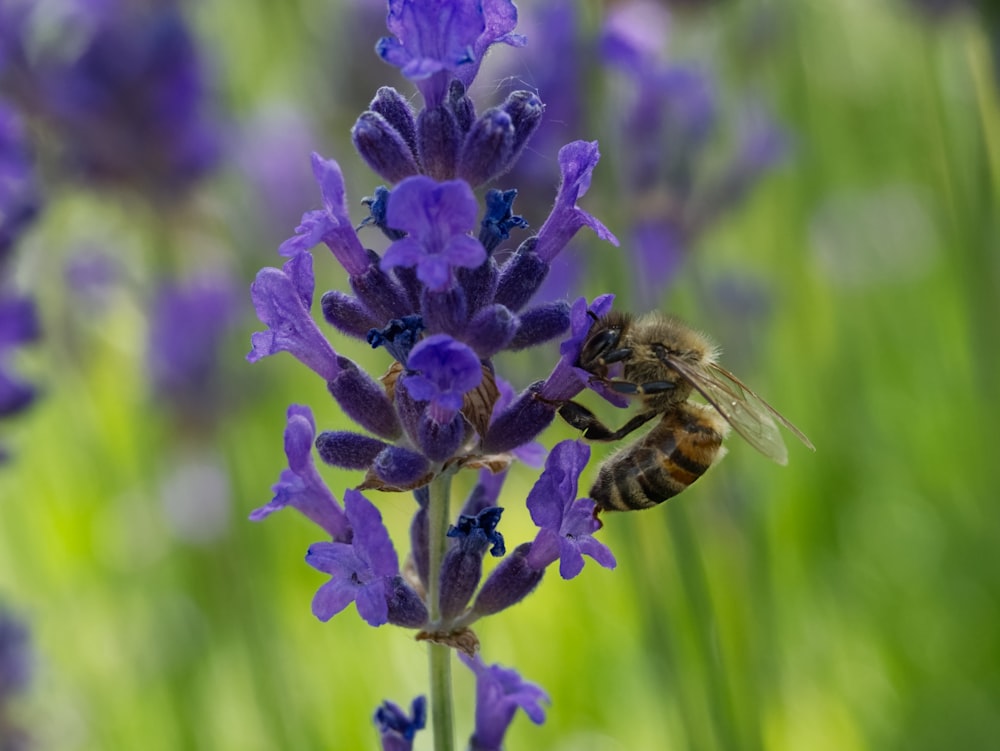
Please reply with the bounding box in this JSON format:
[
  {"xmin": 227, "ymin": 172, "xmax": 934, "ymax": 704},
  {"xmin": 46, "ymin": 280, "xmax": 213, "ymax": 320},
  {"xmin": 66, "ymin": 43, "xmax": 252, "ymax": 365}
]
[
  {"xmin": 494, "ymin": 238, "xmax": 548, "ymax": 312},
  {"xmin": 471, "ymin": 543, "xmax": 544, "ymax": 618},
  {"xmin": 315, "ymin": 431, "xmax": 387, "ymax": 469},
  {"xmin": 327, "ymin": 356, "xmax": 401, "ymax": 439},
  {"xmin": 352, "ymin": 111, "xmax": 421, "ymax": 184},
  {"xmin": 417, "ymin": 104, "xmax": 461, "ymax": 181}
]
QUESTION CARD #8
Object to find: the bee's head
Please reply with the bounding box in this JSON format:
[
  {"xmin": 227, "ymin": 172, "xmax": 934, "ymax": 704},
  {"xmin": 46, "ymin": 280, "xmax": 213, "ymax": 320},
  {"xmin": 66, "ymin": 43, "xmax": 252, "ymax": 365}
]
[{"xmin": 576, "ymin": 311, "xmax": 632, "ymax": 375}]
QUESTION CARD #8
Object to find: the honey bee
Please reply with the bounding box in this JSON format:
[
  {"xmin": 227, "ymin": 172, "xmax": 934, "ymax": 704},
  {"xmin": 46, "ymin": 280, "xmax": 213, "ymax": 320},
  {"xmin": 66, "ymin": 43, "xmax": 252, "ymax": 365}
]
[{"xmin": 559, "ymin": 310, "xmax": 814, "ymax": 511}]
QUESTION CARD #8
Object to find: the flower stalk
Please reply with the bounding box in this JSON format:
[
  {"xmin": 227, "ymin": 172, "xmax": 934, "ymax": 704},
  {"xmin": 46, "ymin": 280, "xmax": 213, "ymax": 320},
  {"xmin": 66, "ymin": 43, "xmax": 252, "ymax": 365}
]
[{"xmin": 427, "ymin": 468, "xmax": 456, "ymax": 751}]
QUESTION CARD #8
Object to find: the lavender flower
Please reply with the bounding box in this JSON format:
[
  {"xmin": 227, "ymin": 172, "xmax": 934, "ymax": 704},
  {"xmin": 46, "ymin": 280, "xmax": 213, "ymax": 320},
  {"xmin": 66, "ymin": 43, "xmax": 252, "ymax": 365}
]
[
  {"xmin": 250, "ymin": 404, "xmax": 351, "ymax": 543},
  {"xmin": 0, "ymin": 103, "xmax": 40, "ymax": 260},
  {"xmin": 278, "ymin": 153, "xmax": 370, "ymax": 275},
  {"xmin": 376, "ymin": 0, "xmax": 525, "ymax": 108},
  {"xmin": 600, "ymin": 0, "xmax": 787, "ymax": 305},
  {"xmin": 248, "ymin": 2, "xmax": 625, "ymax": 746},
  {"xmin": 0, "ymin": 604, "xmax": 31, "ymax": 750},
  {"xmin": 525, "ymin": 440, "xmax": 616, "ymax": 579},
  {"xmin": 0, "ymin": 0, "xmax": 221, "ymax": 198},
  {"xmin": 147, "ymin": 273, "xmax": 240, "ymax": 419},
  {"xmin": 0, "ymin": 606, "xmax": 30, "ymax": 699},
  {"xmin": 460, "ymin": 653, "xmax": 549, "ymax": 751},
  {"xmin": 380, "ymin": 177, "xmax": 485, "ymax": 291},
  {"xmin": 248, "ymin": 252, "xmax": 342, "ymax": 382},
  {"xmin": 534, "ymin": 141, "xmax": 618, "ymax": 264},
  {"xmin": 0, "ymin": 293, "xmax": 40, "ymax": 457},
  {"xmin": 375, "ymin": 696, "xmax": 427, "ymax": 751},
  {"xmin": 306, "ymin": 489, "xmax": 426, "ymax": 628}
]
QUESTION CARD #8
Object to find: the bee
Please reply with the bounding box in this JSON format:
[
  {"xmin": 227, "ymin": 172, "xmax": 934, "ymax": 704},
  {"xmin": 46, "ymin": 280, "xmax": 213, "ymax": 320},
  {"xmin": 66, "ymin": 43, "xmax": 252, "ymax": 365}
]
[{"xmin": 559, "ymin": 310, "xmax": 814, "ymax": 511}]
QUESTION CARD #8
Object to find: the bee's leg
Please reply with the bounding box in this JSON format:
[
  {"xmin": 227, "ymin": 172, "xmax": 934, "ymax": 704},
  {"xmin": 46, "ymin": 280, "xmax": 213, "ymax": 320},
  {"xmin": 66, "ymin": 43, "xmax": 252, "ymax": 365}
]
[
  {"xmin": 605, "ymin": 379, "xmax": 675, "ymax": 396},
  {"xmin": 558, "ymin": 401, "xmax": 659, "ymax": 441},
  {"xmin": 600, "ymin": 347, "xmax": 632, "ymax": 365}
]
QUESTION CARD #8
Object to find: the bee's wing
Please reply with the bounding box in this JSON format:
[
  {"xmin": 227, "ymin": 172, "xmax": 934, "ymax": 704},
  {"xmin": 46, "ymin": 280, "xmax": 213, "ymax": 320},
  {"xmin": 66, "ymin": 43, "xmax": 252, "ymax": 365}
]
[{"xmin": 664, "ymin": 357, "xmax": 815, "ymax": 465}]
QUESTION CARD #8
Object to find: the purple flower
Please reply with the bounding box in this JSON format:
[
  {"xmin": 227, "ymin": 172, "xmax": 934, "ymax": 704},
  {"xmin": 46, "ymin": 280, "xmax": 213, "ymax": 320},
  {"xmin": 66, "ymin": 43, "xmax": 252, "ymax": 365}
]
[
  {"xmin": 305, "ymin": 489, "xmax": 400, "ymax": 626},
  {"xmin": 0, "ymin": 605, "xmax": 31, "ymax": 698},
  {"xmin": 460, "ymin": 653, "xmax": 549, "ymax": 751},
  {"xmin": 376, "ymin": 0, "xmax": 525, "ymax": 108},
  {"xmin": 147, "ymin": 272, "xmax": 239, "ymax": 411},
  {"xmin": 238, "ymin": 105, "xmax": 323, "ymax": 243},
  {"xmin": 5, "ymin": 1, "xmax": 221, "ymax": 197},
  {"xmin": 439, "ymin": 506, "xmax": 505, "ymax": 620},
  {"xmin": 250, "ymin": 404, "xmax": 351, "ymax": 542},
  {"xmin": 526, "ymin": 440, "xmax": 616, "ymax": 579},
  {"xmin": 380, "ymin": 176, "xmax": 485, "ymax": 291},
  {"xmin": 631, "ymin": 218, "xmax": 684, "ymax": 309},
  {"xmin": 537, "ymin": 293, "xmax": 626, "ymax": 405},
  {"xmin": 0, "ymin": 293, "xmax": 40, "ymax": 419},
  {"xmin": 402, "ymin": 334, "xmax": 481, "ymax": 424},
  {"xmin": 375, "ymin": 696, "xmax": 427, "ymax": 751},
  {"xmin": 534, "ymin": 141, "xmax": 618, "ymax": 263},
  {"xmin": 0, "ymin": 103, "xmax": 41, "ymax": 258},
  {"xmin": 248, "ymin": 252, "xmax": 342, "ymax": 381},
  {"xmin": 278, "ymin": 153, "xmax": 370, "ymax": 275}
]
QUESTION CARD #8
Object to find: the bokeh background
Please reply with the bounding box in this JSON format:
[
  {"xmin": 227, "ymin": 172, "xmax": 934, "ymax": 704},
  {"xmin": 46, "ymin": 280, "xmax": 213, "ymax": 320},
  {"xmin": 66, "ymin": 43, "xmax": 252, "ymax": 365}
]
[{"xmin": 1, "ymin": 0, "xmax": 998, "ymax": 749}]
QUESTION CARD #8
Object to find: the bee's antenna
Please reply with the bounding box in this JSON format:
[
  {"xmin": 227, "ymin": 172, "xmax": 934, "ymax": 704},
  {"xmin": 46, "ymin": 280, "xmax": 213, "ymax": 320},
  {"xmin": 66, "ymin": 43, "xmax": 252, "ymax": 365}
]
[{"xmin": 587, "ymin": 310, "xmax": 599, "ymax": 323}]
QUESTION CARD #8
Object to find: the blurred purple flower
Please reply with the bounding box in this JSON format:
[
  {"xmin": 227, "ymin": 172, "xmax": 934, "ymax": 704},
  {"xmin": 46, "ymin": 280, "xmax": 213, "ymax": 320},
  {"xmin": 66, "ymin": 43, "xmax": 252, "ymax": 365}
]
[
  {"xmin": 0, "ymin": 293, "xmax": 39, "ymax": 420},
  {"xmin": 1, "ymin": 0, "xmax": 221, "ymax": 198},
  {"xmin": 147, "ymin": 272, "xmax": 239, "ymax": 412},
  {"xmin": 599, "ymin": 0, "xmax": 787, "ymax": 305},
  {"xmin": 0, "ymin": 102, "xmax": 41, "ymax": 259},
  {"xmin": 250, "ymin": 404, "xmax": 351, "ymax": 542},
  {"xmin": 0, "ymin": 605, "xmax": 31, "ymax": 698},
  {"xmin": 460, "ymin": 653, "xmax": 549, "ymax": 751},
  {"xmin": 305, "ymin": 489, "xmax": 400, "ymax": 626},
  {"xmin": 238, "ymin": 105, "xmax": 322, "ymax": 242},
  {"xmin": 526, "ymin": 439, "xmax": 616, "ymax": 579}
]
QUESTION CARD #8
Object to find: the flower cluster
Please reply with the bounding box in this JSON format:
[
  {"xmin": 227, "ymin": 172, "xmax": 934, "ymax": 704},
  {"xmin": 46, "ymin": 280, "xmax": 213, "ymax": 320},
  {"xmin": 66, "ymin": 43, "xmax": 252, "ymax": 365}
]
[{"xmin": 248, "ymin": 0, "xmax": 623, "ymax": 746}]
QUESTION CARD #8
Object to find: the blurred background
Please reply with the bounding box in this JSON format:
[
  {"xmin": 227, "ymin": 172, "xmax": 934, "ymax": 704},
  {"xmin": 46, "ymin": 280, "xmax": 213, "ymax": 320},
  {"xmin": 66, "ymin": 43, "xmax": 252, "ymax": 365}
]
[{"xmin": 1, "ymin": 0, "xmax": 997, "ymax": 748}]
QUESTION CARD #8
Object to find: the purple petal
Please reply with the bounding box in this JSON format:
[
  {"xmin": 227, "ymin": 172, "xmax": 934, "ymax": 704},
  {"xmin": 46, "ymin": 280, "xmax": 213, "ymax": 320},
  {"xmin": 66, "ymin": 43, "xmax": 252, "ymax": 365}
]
[
  {"xmin": 312, "ymin": 578, "xmax": 359, "ymax": 622},
  {"xmin": 305, "ymin": 541, "xmax": 362, "ymax": 575},
  {"xmin": 576, "ymin": 534, "xmax": 617, "ymax": 570},
  {"xmin": 380, "ymin": 238, "xmax": 427, "ymax": 270},
  {"xmin": 386, "ymin": 176, "xmax": 479, "ymax": 239},
  {"xmin": 415, "ymin": 254, "xmax": 454, "ymax": 291},
  {"xmin": 313, "ymin": 152, "xmax": 349, "ymax": 218},
  {"xmin": 557, "ymin": 538, "xmax": 586, "ymax": 580},
  {"xmin": 284, "ymin": 404, "xmax": 317, "ymax": 474},
  {"xmin": 525, "ymin": 527, "xmax": 561, "ymax": 571},
  {"xmin": 355, "ymin": 579, "xmax": 390, "ymax": 627},
  {"xmin": 345, "ymin": 489, "xmax": 399, "ymax": 578},
  {"xmin": 560, "ymin": 497, "xmax": 601, "ymax": 537},
  {"xmin": 443, "ymin": 234, "xmax": 487, "ymax": 267}
]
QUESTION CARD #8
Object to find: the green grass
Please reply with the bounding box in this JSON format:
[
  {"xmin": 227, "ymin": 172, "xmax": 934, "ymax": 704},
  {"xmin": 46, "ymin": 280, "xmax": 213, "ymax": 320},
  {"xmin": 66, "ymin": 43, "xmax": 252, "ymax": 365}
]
[{"xmin": 1, "ymin": 0, "xmax": 998, "ymax": 749}]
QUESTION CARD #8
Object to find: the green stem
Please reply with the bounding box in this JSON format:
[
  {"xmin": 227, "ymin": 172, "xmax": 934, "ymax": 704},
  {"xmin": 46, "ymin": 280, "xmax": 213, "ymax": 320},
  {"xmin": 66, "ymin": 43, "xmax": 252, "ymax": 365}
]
[{"xmin": 427, "ymin": 470, "xmax": 455, "ymax": 751}]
